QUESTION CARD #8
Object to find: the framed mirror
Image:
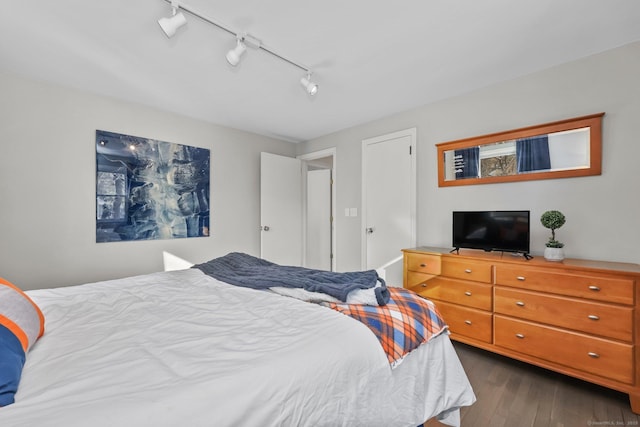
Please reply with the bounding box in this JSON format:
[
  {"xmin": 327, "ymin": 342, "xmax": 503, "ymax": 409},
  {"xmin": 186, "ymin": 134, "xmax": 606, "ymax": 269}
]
[{"xmin": 436, "ymin": 113, "xmax": 604, "ymax": 187}]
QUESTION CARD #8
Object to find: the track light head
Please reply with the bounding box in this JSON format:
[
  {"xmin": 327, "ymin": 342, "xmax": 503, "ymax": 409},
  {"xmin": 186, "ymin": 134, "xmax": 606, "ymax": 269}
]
[
  {"xmin": 226, "ymin": 39, "xmax": 247, "ymax": 66},
  {"xmin": 300, "ymin": 72, "xmax": 318, "ymax": 96},
  {"xmin": 158, "ymin": 2, "xmax": 187, "ymax": 38}
]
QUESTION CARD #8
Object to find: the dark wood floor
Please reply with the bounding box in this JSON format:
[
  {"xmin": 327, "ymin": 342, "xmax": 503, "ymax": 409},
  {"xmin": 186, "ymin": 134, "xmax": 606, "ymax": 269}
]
[{"xmin": 426, "ymin": 342, "xmax": 640, "ymax": 427}]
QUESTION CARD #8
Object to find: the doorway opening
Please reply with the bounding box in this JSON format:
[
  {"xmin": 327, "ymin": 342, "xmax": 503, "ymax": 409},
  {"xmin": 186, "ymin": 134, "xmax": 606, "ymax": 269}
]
[{"xmin": 298, "ymin": 148, "xmax": 336, "ymax": 271}]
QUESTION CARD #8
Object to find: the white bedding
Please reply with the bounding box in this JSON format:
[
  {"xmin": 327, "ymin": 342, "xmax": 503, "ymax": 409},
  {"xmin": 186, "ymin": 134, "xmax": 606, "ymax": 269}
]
[{"xmin": 1, "ymin": 268, "xmax": 475, "ymax": 427}]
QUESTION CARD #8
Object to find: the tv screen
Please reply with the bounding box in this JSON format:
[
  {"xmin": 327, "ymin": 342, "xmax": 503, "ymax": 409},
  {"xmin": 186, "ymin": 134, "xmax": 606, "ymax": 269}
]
[{"xmin": 453, "ymin": 211, "xmax": 530, "ymax": 255}]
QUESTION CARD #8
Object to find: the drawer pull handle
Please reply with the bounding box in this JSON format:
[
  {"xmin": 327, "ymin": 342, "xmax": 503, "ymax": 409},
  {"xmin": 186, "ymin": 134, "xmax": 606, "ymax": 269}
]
[
  {"xmin": 421, "ymin": 283, "xmax": 427, "ymax": 288},
  {"xmin": 515, "ymin": 301, "xmax": 525, "ymax": 307},
  {"xmin": 464, "ymin": 269, "xmax": 472, "ymax": 274},
  {"xmin": 464, "ymin": 291, "xmax": 472, "ymax": 296},
  {"xmin": 420, "ymin": 263, "xmax": 427, "ymax": 267},
  {"xmin": 588, "ymin": 285, "xmax": 600, "ymax": 292},
  {"xmin": 515, "ymin": 333, "xmax": 525, "ymax": 339},
  {"xmin": 464, "ymin": 320, "xmax": 472, "ymax": 325},
  {"xmin": 516, "ymin": 276, "xmax": 526, "ymax": 281},
  {"xmin": 588, "ymin": 352, "xmax": 600, "ymax": 359},
  {"xmin": 588, "ymin": 314, "xmax": 600, "ymax": 321}
]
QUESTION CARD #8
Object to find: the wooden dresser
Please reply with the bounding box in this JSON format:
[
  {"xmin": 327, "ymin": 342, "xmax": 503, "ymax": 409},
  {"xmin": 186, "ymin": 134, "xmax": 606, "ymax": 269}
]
[{"xmin": 403, "ymin": 246, "xmax": 640, "ymax": 413}]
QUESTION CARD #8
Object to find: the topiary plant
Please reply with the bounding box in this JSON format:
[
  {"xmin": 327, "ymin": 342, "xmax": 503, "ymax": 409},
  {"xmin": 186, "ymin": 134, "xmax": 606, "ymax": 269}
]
[{"xmin": 540, "ymin": 210, "xmax": 566, "ymax": 248}]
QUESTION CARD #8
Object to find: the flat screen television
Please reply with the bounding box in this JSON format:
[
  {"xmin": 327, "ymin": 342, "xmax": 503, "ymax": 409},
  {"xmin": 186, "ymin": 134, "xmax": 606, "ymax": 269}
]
[{"xmin": 452, "ymin": 210, "xmax": 531, "ymax": 257}]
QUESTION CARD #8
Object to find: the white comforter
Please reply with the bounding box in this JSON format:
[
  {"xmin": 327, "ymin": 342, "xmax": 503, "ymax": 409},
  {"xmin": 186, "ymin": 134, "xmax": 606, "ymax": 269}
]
[{"xmin": 1, "ymin": 269, "xmax": 474, "ymax": 427}]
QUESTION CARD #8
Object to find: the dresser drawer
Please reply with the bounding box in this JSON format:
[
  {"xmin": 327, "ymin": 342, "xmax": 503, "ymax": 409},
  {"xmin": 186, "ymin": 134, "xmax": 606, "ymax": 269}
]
[
  {"xmin": 494, "ymin": 315, "xmax": 633, "ymax": 384},
  {"xmin": 410, "ymin": 276, "xmax": 492, "ymax": 310},
  {"xmin": 495, "ymin": 265, "xmax": 634, "ymax": 305},
  {"xmin": 405, "ymin": 252, "xmax": 441, "ymax": 275},
  {"xmin": 435, "ymin": 301, "xmax": 492, "ymax": 343},
  {"xmin": 494, "ymin": 287, "xmax": 633, "ymax": 342},
  {"xmin": 405, "ymin": 271, "xmax": 438, "ymax": 290},
  {"xmin": 442, "ymin": 258, "xmax": 493, "ymax": 283}
]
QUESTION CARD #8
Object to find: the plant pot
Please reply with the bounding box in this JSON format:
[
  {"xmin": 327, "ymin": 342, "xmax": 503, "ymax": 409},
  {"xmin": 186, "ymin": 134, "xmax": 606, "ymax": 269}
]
[{"xmin": 544, "ymin": 247, "xmax": 565, "ymax": 262}]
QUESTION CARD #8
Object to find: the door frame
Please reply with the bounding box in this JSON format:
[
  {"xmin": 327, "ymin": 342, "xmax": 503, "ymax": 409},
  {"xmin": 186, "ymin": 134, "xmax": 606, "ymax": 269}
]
[
  {"xmin": 298, "ymin": 147, "xmax": 337, "ymax": 271},
  {"xmin": 361, "ymin": 128, "xmax": 417, "ymax": 270}
]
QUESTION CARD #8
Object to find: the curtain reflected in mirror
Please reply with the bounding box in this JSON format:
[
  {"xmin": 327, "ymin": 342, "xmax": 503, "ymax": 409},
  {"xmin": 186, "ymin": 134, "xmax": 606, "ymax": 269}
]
[
  {"xmin": 517, "ymin": 135, "xmax": 550, "ymax": 173},
  {"xmin": 454, "ymin": 147, "xmax": 479, "ymax": 179}
]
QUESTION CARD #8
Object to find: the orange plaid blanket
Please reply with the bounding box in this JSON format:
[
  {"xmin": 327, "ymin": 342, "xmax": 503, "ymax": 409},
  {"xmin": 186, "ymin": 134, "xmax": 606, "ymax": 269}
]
[{"xmin": 325, "ymin": 287, "xmax": 447, "ymax": 367}]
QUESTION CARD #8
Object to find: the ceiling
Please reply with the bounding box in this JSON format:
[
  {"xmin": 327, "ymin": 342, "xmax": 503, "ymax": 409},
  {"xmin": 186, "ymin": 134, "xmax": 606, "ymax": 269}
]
[{"xmin": 2, "ymin": 1, "xmax": 640, "ymax": 143}]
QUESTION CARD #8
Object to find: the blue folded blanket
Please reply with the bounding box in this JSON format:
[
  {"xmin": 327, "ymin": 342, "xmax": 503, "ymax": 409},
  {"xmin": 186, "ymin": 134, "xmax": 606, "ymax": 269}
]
[{"xmin": 193, "ymin": 252, "xmax": 389, "ymax": 306}]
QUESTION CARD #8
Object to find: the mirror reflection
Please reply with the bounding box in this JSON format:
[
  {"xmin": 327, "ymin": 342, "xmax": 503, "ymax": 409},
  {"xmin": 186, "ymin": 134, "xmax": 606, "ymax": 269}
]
[
  {"xmin": 444, "ymin": 127, "xmax": 590, "ymax": 181},
  {"xmin": 436, "ymin": 113, "xmax": 603, "ymax": 187}
]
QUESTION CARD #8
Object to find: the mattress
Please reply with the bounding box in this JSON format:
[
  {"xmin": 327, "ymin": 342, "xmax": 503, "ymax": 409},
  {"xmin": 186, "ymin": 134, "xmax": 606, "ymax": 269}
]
[{"xmin": 1, "ymin": 268, "xmax": 475, "ymax": 426}]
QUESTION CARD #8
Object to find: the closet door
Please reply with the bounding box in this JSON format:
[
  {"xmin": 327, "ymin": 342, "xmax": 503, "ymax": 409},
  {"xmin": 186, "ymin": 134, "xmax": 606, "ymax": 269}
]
[{"xmin": 362, "ymin": 129, "xmax": 416, "ymax": 285}]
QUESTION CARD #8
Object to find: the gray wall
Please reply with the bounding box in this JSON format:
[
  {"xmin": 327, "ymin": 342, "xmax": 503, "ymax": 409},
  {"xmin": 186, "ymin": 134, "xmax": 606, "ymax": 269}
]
[
  {"xmin": 299, "ymin": 42, "xmax": 640, "ymax": 272},
  {"xmin": 3, "ymin": 42, "xmax": 639, "ymax": 290},
  {"xmin": 0, "ymin": 72, "xmax": 295, "ymax": 290}
]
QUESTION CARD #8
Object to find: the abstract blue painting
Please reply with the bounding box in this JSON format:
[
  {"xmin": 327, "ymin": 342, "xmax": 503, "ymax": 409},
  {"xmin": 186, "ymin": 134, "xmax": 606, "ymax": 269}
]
[{"xmin": 96, "ymin": 130, "xmax": 210, "ymax": 243}]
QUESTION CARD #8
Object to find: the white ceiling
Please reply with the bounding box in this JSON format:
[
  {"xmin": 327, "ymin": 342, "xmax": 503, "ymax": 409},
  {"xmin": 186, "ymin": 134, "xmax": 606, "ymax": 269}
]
[{"xmin": 2, "ymin": 1, "xmax": 640, "ymax": 143}]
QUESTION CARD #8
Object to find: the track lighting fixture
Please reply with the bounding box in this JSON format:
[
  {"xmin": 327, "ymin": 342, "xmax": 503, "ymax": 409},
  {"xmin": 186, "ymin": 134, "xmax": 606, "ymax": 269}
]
[
  {"xmin": 158, "ymin": 1, "xmax": 187, "ymax": 38},
  {"xmin": 300, "ymin": 72, "xmax": 318, "ymax": 96},
  {"xmin": 158, "ymin": 0, "xmax": 320, "ymax": 96},
  {"xmin": 226, "ymin": 38, "xmax": 247, "ymax": 67}
]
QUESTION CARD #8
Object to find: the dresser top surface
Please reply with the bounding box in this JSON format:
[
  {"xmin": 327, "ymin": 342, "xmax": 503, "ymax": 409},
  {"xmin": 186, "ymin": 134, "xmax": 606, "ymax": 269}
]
[{"xmin": 403, "ymin": 247, "xmax": 640, "ymax": 275}]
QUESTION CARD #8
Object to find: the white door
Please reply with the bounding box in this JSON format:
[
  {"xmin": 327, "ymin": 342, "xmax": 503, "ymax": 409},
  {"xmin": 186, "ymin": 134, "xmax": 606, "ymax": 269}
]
[
  {"xmin": 362, "ymin": 129, "xmax": 416, "ymax": 285},
  {"xmin": 306, "ymin": 168, "xmax": 332, "ymax": 270},
  {"xmin": 260, "ymin": 152, "xmax": 302, "ymax": 266}
]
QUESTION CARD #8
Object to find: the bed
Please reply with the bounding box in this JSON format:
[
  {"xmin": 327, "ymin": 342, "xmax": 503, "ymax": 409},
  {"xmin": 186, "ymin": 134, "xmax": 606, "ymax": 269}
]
[{"xmin": 0, "ymin": 255, "xmax": 475, "ymax": 427}]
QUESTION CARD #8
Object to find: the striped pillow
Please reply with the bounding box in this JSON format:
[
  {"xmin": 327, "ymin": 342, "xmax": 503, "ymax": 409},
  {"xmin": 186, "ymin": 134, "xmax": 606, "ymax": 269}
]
[{"xmin": 0, "ymin": 278, "xmax": 45, "ymax": 407}]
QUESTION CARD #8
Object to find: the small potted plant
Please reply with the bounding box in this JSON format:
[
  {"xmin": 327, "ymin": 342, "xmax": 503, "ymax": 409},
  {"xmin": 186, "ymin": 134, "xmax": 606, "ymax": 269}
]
[{"xmin": 540, "ymin": 210, "xmax": 566, "ymax": 261}]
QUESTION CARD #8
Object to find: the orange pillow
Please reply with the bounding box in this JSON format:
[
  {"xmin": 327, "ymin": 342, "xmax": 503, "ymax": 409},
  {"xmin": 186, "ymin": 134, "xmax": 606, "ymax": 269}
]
[{"xmin": 0, "ymin": 278, "xmax": 45, "ymax": 406}]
